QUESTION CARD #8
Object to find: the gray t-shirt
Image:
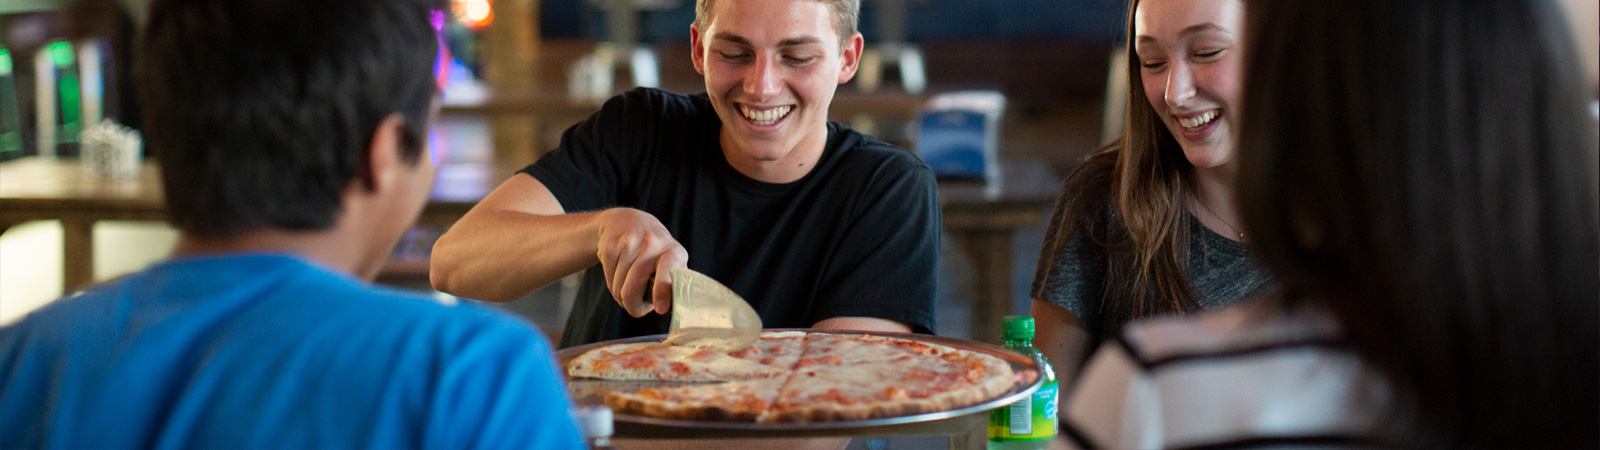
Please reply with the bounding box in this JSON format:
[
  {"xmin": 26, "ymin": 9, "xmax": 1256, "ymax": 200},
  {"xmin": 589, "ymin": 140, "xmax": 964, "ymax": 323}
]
[{"xmin": 1033, "ymin": 203, "xmax": 1274, "ymax": 343}]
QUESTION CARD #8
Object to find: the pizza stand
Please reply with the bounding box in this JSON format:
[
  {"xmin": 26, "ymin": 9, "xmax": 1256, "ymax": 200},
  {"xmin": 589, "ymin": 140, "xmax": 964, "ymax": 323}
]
[{"xmin": 557, "ymin": 330, "xmax": 1045, "ymax": 450}]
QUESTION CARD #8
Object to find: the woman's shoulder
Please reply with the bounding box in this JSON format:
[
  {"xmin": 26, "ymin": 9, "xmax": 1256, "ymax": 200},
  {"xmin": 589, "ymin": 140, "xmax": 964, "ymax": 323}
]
[
  {"xmin": 1063, "ymin": 149, "xmax": 1118, "ymax": 191},
  {"xmin": 1050, "ymin": 149, "xmax": 1121, "ymax": 235},
  {"xmin": 1070, "ymin": 300, "xmax": 1390, "ymax": 450},
  {"xmin": 1054, "ymin": 149, "xmax": 1117, "ymax": 207},
  {"xmin": 1120, "ymin": 299, "xmax": 1345, "ymax": 365}
]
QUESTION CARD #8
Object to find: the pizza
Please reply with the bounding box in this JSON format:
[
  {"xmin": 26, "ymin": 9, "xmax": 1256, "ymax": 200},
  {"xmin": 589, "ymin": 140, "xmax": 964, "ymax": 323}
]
[{"xmin": 567, "ymin": 331, "xmax": 1016, "ymax": 423}]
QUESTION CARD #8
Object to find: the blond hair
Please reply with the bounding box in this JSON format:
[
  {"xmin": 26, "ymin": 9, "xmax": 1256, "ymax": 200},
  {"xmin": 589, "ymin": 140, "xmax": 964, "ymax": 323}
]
[{"xmin": 694, "ymin": 0, "xmax": 860, "ymax": 42}]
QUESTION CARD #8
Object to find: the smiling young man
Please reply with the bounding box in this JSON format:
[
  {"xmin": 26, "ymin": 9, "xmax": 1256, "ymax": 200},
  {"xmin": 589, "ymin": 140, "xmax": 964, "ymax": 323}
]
[{"xmin": 431, "ymin": 0, "xmax": 940, "ymax": 347}]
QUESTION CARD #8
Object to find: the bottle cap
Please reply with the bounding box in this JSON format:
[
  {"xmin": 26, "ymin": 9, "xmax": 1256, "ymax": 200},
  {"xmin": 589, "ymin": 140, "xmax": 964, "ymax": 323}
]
[
  {"xmin": 573, "ymin": 405, "xmax": 613, "ymax": 438},
  {"xmin": 1002, "ymin": 315, "xmax": 1035, "ymax": 340}
]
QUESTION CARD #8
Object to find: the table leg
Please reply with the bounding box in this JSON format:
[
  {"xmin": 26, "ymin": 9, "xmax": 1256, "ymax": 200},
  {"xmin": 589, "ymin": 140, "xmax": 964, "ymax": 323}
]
[
  {"xmin": 61, "ymin": 219, "xmax": 95, "ymax": 293},
  {"xmin": 949, "ymin": 414, "xmax": 989, "ymax": 450},
  {"xmin": 957, "ymin": 230, "xmax": 1015, "ymax": 345}
]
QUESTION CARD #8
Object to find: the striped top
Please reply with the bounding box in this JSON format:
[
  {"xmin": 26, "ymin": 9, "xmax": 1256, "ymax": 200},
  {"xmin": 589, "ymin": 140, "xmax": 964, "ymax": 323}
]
[{"xmin": 1062, "ymin": 300, "xmax": 1395, "ymax": 449}]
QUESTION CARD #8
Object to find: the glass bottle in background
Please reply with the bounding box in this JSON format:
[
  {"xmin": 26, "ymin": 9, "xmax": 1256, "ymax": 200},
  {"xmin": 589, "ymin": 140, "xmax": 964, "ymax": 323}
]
[
  {"xmin": 988, "ymin": 315, "xmax": 1058, "ymax": 449},
  {"xmin": 0, "ymin": 47, "xmax": 22, "ymax": 161},
  {"xmin": 573, "ymin": 405, "xmax": 620, "ymax": 450},
  {"xmin": 33, "ymin": 40, "xmax": 84, "ymax": 158}
]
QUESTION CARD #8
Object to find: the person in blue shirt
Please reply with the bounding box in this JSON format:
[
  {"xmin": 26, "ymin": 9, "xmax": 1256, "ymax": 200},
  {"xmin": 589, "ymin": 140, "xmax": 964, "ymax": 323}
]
[{"xmin": 0, "ymin": 0, "xmax": 585, "ymax": 448}]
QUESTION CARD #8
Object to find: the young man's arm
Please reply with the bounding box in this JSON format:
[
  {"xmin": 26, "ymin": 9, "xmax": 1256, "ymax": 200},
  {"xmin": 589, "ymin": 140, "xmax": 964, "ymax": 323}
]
[{"xmin": 430, "ymin": 174, "xmax": 685, "ymax": 316}]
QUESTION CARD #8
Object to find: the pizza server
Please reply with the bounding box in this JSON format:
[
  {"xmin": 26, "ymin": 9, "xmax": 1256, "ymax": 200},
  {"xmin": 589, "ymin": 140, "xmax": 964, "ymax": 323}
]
[{"xmin": 657, "ymin": 267, "xmax": 762, "ymax": 352}]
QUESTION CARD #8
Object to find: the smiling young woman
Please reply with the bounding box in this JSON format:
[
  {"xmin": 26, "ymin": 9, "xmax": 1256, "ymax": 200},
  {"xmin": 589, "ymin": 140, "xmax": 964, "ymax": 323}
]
[
  {"xmin": 1060, "ymin": 0, "xmax": 1597, "ymax": 446},
  {"xmin": 1028, "ymin": 0, "xmax": 1272, "ymax": 391}
]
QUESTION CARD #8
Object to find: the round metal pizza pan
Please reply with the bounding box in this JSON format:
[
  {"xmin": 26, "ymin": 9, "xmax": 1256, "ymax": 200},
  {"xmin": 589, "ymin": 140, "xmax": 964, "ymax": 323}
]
[{"xmin": 556, "ymin": 329, "xmax": 1045, "ymax": 435}]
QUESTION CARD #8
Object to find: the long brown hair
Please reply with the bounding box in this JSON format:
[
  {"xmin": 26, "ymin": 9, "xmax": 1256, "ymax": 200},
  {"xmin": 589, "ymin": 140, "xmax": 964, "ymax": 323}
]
[
  {"xmin": 1237, "ymin": 0, "xmax": 1598, "ymax": 446},
  {"xmin": 1035, "ymin": 0, "xmax": 1203, "ymax": 340}
]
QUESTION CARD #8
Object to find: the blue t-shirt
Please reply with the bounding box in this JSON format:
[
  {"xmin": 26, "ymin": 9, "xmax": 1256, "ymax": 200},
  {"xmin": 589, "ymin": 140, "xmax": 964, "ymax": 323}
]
[{"xmin": 0, "ymin": 254, "xmax": 585, "ymax": 450}]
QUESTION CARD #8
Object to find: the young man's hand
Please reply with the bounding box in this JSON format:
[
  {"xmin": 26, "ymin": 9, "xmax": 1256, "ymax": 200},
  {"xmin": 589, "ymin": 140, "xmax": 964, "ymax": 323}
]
[{"xmin": 596, "ymin": 208, "xmax": 688, "ymax": 317}]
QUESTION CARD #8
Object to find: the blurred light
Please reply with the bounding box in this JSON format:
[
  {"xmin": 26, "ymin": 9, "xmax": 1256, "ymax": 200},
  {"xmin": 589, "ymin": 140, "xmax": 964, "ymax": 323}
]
[
  {"xmin": 430, "ymin": 10, "xmax": 446, "ymax": 31},
  {"xmin": 428, "ymin": 125, "xmax": 449, "ymax": 166},
  {"xmin": 46, "ymin": 41, "xmax": 81, "ymax": 142},
  {"xmin": 47, "ymin": 41, "xmax": 73, "ymax": 67},
  {"xmin": 451, "ymin": 0, "xmax": 493, "ymax": 31},
  {"xmin": 432, "ymin": 9, "xmax": 450, "ymax": 89},
  {"xmin": 435, "ymin": 45, "xmax": 451, "ymax": 89}
]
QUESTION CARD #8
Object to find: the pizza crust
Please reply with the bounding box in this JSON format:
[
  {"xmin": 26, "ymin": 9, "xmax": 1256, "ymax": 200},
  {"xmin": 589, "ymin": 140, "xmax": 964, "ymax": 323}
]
[
  {"xmin": 605, "ymin": 378, "xmax": 786, "ymax": 422},
  {"xmin": 566, "ymin": 342, "xmax": 666, "ymax": 381}
]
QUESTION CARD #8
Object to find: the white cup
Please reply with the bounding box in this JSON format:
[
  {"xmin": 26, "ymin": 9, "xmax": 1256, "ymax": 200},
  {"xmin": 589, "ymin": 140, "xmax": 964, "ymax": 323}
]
[{"xmin": 80, "ymin": 119, "xmax": 141, "ymax": 180}]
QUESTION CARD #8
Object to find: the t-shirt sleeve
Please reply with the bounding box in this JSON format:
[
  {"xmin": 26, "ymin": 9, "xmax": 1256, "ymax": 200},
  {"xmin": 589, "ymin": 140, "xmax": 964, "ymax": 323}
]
[
  {"xmin": 811, "ymin": 154, "xmax": 940, "ymax": 334},
  {"xmin": 0, "ymin": 321, "xmax": 49, "ymax": 448},
  {"xmin": 1030, "ymin": 181, "xmax": 1108, "ymax": 336},
  {"xmin": 519, "ymin": 88, "xmax": 665, "ymax": 213},
  {"xmin": 426, "ymin": 315, "xmax": 586, "ymax": 450}
]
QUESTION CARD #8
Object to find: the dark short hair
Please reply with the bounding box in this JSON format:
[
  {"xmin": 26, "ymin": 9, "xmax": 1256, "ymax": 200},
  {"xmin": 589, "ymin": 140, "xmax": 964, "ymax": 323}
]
[
  {"xmin": 138, "ymin": 0, "xmax": 443, "ymax": 237},
  {"xmin": 1237, "ymin": 0, "xmax": 1598, "ymax": 446}
]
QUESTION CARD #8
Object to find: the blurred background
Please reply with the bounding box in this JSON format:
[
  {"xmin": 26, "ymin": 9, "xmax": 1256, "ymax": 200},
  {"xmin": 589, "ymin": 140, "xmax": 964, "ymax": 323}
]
[{"xmin": 1, "ymin": 0, "xmax": 1595, "ymax": 349}]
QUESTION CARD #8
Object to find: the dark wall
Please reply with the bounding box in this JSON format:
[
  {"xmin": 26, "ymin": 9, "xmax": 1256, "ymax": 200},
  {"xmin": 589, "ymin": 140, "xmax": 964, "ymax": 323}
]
[{"xmin": 542, "ymin": 0, "xmax": 1126, "ymax": 43}]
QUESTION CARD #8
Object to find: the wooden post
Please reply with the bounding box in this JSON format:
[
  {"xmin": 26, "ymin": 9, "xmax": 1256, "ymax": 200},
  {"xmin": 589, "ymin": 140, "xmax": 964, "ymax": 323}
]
[
  {"xmin": 958, "ymin": 230, "xmax": 1015, "ymax": 345},
  {"xmin": 61, "ymin": 218, "xmax": 94, "ymax": 292},
  {"xmin": 482, "ymin": 0, "xmax": 542, "ymax": 164}
]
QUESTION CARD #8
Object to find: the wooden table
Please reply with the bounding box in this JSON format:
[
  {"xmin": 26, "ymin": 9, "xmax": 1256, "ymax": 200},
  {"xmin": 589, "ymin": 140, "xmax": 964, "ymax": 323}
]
[
  {"xmin": 0, "ymin": 159, "xmax": 166, "ymax": 291},
  {"xmin": 939, "ymin": 160, "xmax": 1060, "ymax": 343},
  {"xmin": 0, "ymin": 157, "xmax": 1057, "ymax": 343},
  {"xmin": 0, "ymin": 157, "xmax": 514, "ymax": 292}
]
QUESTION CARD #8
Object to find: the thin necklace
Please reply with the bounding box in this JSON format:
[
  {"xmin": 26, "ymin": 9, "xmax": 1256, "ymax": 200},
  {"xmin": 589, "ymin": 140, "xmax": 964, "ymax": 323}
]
[{"xmin": 1195, "ymin": 195, "xmax": 1245, "ymax": 242}]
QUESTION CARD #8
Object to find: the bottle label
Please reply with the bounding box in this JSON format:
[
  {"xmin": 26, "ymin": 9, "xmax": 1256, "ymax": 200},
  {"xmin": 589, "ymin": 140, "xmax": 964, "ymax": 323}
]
[
  {"xmin": 1007, "ymin": 393, "xmax": 1032, "ymax": 435},
  {"xmin": 989, "ymin": 381, "xmax": 1058, "ymax": 441}
]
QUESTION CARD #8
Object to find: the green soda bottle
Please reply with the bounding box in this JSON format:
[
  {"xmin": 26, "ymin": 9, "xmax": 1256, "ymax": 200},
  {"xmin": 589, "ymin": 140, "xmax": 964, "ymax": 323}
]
[{"xmin": 987, "ymin": 315, "xmax": 1058, "ymax": 449}]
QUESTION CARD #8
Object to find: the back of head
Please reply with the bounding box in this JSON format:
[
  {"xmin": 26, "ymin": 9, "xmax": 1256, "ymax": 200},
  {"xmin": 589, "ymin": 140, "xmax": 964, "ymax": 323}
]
[
  {"xmin": 138, "ymin": 0, "xmax": 442, "ymax": 237},
  {"xmin": 1236, "ymin": 0, "xmax": 1599, "ymax": 446}
]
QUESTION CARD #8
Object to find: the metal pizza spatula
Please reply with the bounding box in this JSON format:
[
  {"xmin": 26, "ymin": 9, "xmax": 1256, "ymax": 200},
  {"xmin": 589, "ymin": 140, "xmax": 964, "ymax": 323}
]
[{"xmin": 662, "ymin": 267, "xmax": 762, "ymax": 352}]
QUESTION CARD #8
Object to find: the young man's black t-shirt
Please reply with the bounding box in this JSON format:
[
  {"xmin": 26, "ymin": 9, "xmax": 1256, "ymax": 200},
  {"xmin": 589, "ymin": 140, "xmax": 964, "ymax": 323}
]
[{"xmin": 521, "ymin": 88, "xmax": 940, "ymax": 348}]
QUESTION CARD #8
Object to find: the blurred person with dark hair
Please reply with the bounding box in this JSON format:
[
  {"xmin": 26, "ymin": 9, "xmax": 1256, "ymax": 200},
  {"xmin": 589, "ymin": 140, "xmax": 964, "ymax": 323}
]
[
  {"xmin": 1029, "ymin": 0, "xmax": 1272, "ymax": 392},
  {"xmin": 431, "ymin": 0, "xmax": 939, "ymax": 347},
  {"xmin": 1061, "ymin": 0, "xmax": 1598, "ymax": 447},
  {"xmin": 0, "ymin": 0, "xmax": 584, "ymax": 448}
]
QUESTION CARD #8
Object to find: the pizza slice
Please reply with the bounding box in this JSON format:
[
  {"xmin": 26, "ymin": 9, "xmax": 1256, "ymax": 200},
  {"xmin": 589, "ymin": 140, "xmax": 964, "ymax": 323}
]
[
  {"xmin": 566, "ymin": 342, "xmax": 787, "ymax": 382},
  {"xmin": 761, "ymin": 336, "xmax": 1015, "ymax": 423},
  {"xmin": 791, "ymin": 333, "xmax": 957, "ymax": 369},
  {"xmin": 727, "ymin": 331, "xmax": 807, "ymax": 370}
]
